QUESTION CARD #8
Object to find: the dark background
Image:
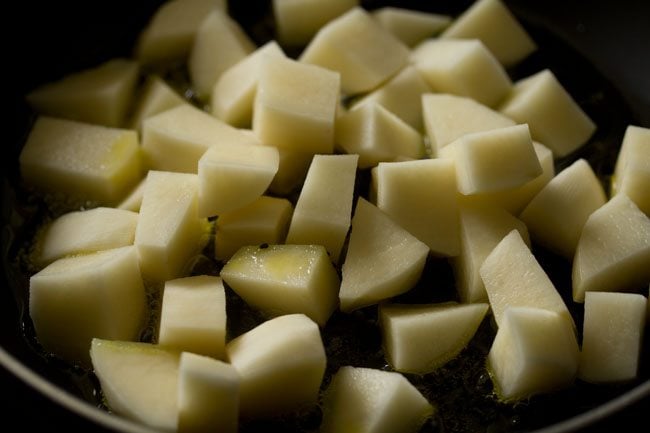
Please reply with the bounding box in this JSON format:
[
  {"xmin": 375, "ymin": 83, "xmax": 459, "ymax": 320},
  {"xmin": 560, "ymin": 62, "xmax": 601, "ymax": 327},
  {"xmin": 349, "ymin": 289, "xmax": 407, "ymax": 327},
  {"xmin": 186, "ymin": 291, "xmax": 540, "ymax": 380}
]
[{"xmin": 2, "ymin": 0, "xmax": 649, "ymax": 432}]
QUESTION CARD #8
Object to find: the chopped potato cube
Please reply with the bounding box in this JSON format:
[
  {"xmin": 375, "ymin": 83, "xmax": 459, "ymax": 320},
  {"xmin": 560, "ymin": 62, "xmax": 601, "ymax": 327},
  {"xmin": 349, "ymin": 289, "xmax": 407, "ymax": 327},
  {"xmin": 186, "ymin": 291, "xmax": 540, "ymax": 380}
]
[
  {"xmin": 372, "ymin": 7, "xmax": 451, "ymax": 47},
  {"xmin": 611, "ymin": 125, "xmax": 650, "ymax": 216}
]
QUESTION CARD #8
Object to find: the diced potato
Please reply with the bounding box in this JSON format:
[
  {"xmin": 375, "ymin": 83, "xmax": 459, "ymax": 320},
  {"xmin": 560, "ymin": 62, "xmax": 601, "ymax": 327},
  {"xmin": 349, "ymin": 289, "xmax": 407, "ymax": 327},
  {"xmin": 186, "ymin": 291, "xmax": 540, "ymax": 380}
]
[
  {"xmin": 459, "ymin": 141, "xmax": 555, "ymax": 214},
  {"xmin": 499, "ymin": 69, "xmax": 596, "ymax": 157},
  {"xmin": 300, "ymin": 7, "xmax": 410, "ymax": 95},
  {"xmin": 411, "ymin": 39, "xmax": 512, "ymax": 108},
  {"xmin": 440, "ymin": 0, "xmax": 536, "ymax": 66},
  {"xmin": 422, "ymin": 93, "xmax": 515, "ymax": 156},
  {"xmin": 188, "ymin": 9, "xmax": 255, "ymax": 99},
  {"xmin": 380, "ymin": 302, "xmax": 489, "ymax": 374},
  {"xmin": 487, "ymin": 307, "xmax": 579, "ymax": 402},
  {"xmin": 38, "ymin": 207, "xmax": 138, "ymax": 266},
  {"xmin": 134, "ymin": 171, "xmax": 208, "ymax": 283},
  {"xmin": 178, "ymin": 352, "xmax": 239, "ymax": 433},
  {"xmin": 212, "ymin": 41, "xmax": 286, "ymax": 127},
  {"xmin": 438, "ymin": 124, "xmax": 542, "ymax": 195},
  {"xmin": 90, "ymin": 339, "xmax": 180, "ymax": 431},
  {"xmin": 129, "ymin": 75, "xmax": 187, "ymax": 132},
  {"xmin": 572, "ymin": 194, "xmax": 650, "ymax": 302},
  {"xmin": 253, "ymin": 56, "xmax": 340, "ymax": 154},
  {"xmin": 158, "ymin": 276, "xmax": 227, "ymax": 359},
  {"xmin": 611, "ymin": 125, "xmax": 650, "ymax": 215},
  {"xmin": 578, "ymin": 292, "xmax": 647, "ymax": 383},
  {"xmin": 480, "ymin": 230, "xmax": 574, "ymax": 328},
  {"xmin": 136, "ymin": 0, "xmax": 227, "ymax": 64},
  {"xmin": 452, "ymin": 202, "xmax": 529, "ymax": 303},
  {"xmin": 197, "ymin": 141, "xmax": 279, "ymax": 217},
  {"xmin": 285, "ymin": 154, "xmax": 358, "ymax": 262},
  {"xmin": 372, "ymin": 7, "xmax": 451, "ymax": 47},
  {"xmin": 26, "ymin": 58, "xmax": 139, "ymax": 127},
  {"xmin": 30, "ymin": 246, "xmax": 146, "ymax": 364},
  {"xmin": 142, "ymin": 104, "xmax": 260, "ymax": 173},
  {"xmin": 215, "ymin": 196, "xmax": 293, "ymax": 261},
  {"xmin": 117, "ymin": 177, "xmax": 146, "ymax": 212},
  {"xmin": 350, "ymin": 65, "xmax": 431, "ymax": 130},
  {"xmin": 374, "ymin": 159, "xmax": 460, "ymax": 256},
  {"xmin": 520, "ymin": 159, "xmax": 606, "ymax": 259},
  {"xmin": 226, "ymin": 314, "xmax": 326, "ymax": 417},
  {"xmin": 320, "ymin": 366, "xmax": 433, "ymax": 433},
  {"xmin": 220, "ymin": 245, "xmax": 339, "ymax": 326},
  {"xmin": 272, "ymin": 0, "xmax": 358, "ymax": 47},
  {"xmin": 20, "ymin": 117, "xmax": 141, "ymax": 205},
  {"xmin": 335, "ymin": 103, "xmax": 423, "ymax": 168},
  {"xmin": 339, "ymin": 198, "xmax": 429, "ymax": 312}
]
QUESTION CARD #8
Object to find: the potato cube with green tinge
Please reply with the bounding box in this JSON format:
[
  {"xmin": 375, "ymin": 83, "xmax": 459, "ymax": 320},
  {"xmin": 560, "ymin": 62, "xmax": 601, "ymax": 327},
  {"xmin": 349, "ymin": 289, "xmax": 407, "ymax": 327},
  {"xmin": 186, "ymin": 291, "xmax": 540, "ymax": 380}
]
[
  {"xmin": 221, "ymin": 244, "xmax": 339, "ymax": 326},
  {"xmin": 38, "ymin": 207, "xmax": 138, "ymax": 267},
  {"xmin": 412, "ymin": 39, "xmax": 512, "ymax": 108},
  {"xmin": 320, "ymin": 366, "xmax": 433, "ymax": 433},
  {"xmin": 226, "ymin": 314, "xmax": 326, "ymax": 418},
  {"xmin": 572, "ymin": 194, "xmax": 650, "ymax": 302},
  {"xmin": 20, "ymin": 117, "xmax": 142, "ymax": 205},
  {"xmin": 27, "ymin": 59, "xmax": 139, "ymax": 127},
  {"xmin": 499, "ymin": 69, "xmax": 596, "ymax": 157},
  {"xmin": 380, "ymin": 302, "xmax": 489, "ymax": 374},
  {"xmin": 578, "ymin": 292, "xmax": 647, "ymax": 383},
  {"xmin": 30, "ymin": 246, "xmax": 146, "ymax": 365},
  {"xmin": 487, "ymin": 307, "xmax": 579, "ymax": 402},
  {"xmin": 372, "ymin": 7, "xmax": 451, "ymax": 47},
  {"xmin": 158, "ymin": 276, "xmax": 227, "ymax": 359},
  {"xmin": 215, "ymin": 196, "xmax": 293, "ymax": 261},
  {"xmin": 300, "ymin": 7, "xmax": 410, "ymax": 95},
  {"xmin": 90, "ymin": 339, "xmax": 180, "ymax": 431},
  {"xmin": 340, "ymin": 198, "xmax": 429, "ymax": 312},
  {"xmin": 611, "ymin": 125, "xmax": 650, "ymax": 216}
]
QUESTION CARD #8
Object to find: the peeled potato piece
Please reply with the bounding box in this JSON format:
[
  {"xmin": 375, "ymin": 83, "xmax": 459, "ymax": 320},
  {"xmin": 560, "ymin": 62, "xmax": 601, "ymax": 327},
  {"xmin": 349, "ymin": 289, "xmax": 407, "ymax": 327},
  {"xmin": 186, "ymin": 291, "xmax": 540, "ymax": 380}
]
[
  {"xmin": 130, "ymin": 75, "xmax": 187, "ymax": 132},
  {"xmin": 372, "ymin": 7, "xmax": 451, "ymax": 47},
  {"xmin": 611, "ymin": 125, "xmax": 650, "ymax": 216}
]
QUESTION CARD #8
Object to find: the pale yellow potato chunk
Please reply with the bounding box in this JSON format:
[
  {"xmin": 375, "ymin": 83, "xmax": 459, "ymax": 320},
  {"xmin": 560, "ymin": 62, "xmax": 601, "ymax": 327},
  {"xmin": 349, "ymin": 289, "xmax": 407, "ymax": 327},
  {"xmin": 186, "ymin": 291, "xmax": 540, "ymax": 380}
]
[
  {"xmin": 336, "ymin": 103, "xmax": 423, "ymax": 169},
  {"xmin": 375, "ymin": 159, "xmax": 460, "ymax": 256},
  {"xmin": 380, "ymin": 302, "xmax": 489, "ymax": 374},
  {"xmin": 611, "ymin": 125, "xmax": 650, "ymax": 216},
  {"xmin": 134, "ymin": 171, "xmax": 208, "ymax": 282},
  {"xmin": 20, "ymin": 117, "xmax": 141, "ymax": 205},
  {"xmin": 142, "ymin": 104, "xmax": 260, "ymax": 173},
  {"xmin": 285, "ymin": 155, "xmax": 358, "ymax": 262},
  {"xmin": 350, "ymin": 65, "xmax": 431, "ymax": 130},
  {"xmin": 579, "ymin": 292, "xmax": 647, "ymax": 383},
  {"xmin": 487, "ymin": 307, "xmax": 579, "ymax": 402},
  {"xmin": 372, "ymin": 7, "xmax": 451, "ymax": 47},
  {"xmin": 572, "ymin": 194, "xmax": 650, "ymax": 302},
  {"xmin": 441, "ymin": 0, "xmax": 536, "ymax": 66},
  {"xmin": 422, "ymin": 93, "xmax": 515, "ymax": 156},
  {"xmin": 136, "ymin": 0, "xmax": 227, "ymax": 64},
  {"xmin": 38, "ymin": 207, "xmax": 138, "ymax": 267},
  {"xmin": 499, "ymin": 69, "xmax": 596, "ymax": 157},
  {"xmin": 197, "ymin": 141, "xmax": 279, "ymax": 217},
  {"xmin": 178, "ymin": 353, "xmax": 239, "ymax": 433},
  {"xmin": 340, "ymin": 198, "xmax": 429, "ymax": 312},
  {"xmin": 521, "ymin": 159, "xmax": 606, "ymax": 259},
  {"xmin": 215, "ymin": 196, "xmax": 293, "ymax": 261},
  {"xmin": 30, "ymin": 246, "xmax": 146, "ymax": 364},
  {"xmin": 90, "ymin": 339, "xmax": 180, "ymax": 431},
  {"xmin": 158, "ymin": 276, "xmax": 227, "ymax": 359},
  {"xmin": 117, "ymin": 177, "xmax": 146, "ymax": 212},
  {"xmin": 129, "ymin": 75, "xmax": 187, "ymax": 132},
  {"xmin": 452, "ymin": 202, "xmax": 529, "ymax": 303},
  {"xmin": 26, "ymin": 58, "xmax": 139, "ymax": 127},
  {"xmin": 320, "ymin": 366, "xmax": 433, "ymax": 433},
  {"xmin": 272, "ymin": 0, "xmax": 358, "ymax": 47},
  {"xmin": 439, "ymin": 124, "xmax": 541, "ymax": 195},
  {"xmin": 480, "ymin": 230, "xmax": 574, "ymax": 328},
  {"xmin": 411, "ymin": 38, "xmax": 512, "ymax": 107},
  {"xmin": 220, "ymin": 245, "xmax": 339, "ymax": 326},
  {"xmin": 188, "ymin": 9, "xmax": 255, "ymax": 99},
  {"xmin": 212, "ymin": 41, "xmax": 286, "ymax": 127},
  {"xmin": 300, "ymin": 7, "xmax": 410, "ymax": 95},
  {"xmin": 253, "ymin": 56, "xmax": 340, "ymax": 154},
  {"xmin": 226, "ymin": 314, "xmax": 326, "ymax": 417}
]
